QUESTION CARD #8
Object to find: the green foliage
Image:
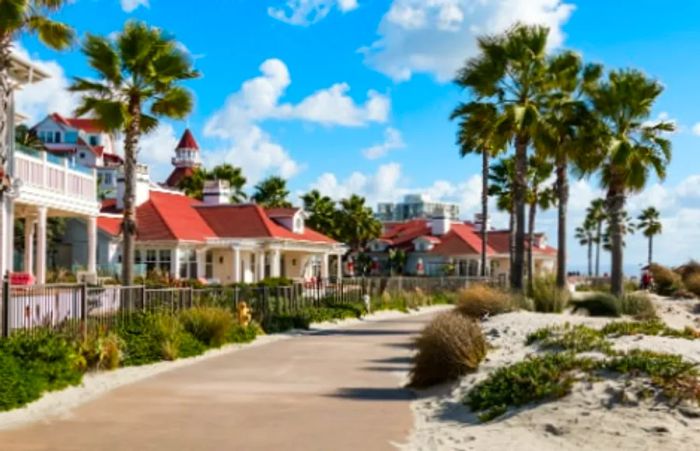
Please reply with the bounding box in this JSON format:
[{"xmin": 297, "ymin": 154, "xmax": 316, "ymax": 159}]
[
  {"xmin": 455, "ymin": 284, "xmax": 514, "ymax": 318},
  {"xmin": 301, "ymin": 190, "xmax": 338, "ymax": 238},
  {"xmin": 261, "ymin": 302, "xmax": 364, "ymax": 333},
  {"xmin": 409, "ymin": 312, "xmax": 487, "ymax": 388},
  {"xmin": 179, "ymin": 164, "xmax": 247, "ymax": 203},
  {"xmin": 620, "ymin": 292, "xmax": 657, "ymax": 320},
  {"xmin": 466, "ymin": 353, "xmax": 595, "ymax": 422},
  {"xmin": 179, "ymin": 307, "xmax": 235, "ymax": 348},
  {"xmin": 529, "ymin": 275, "xmax": 569, "ymax": 313},
  {"xmin": 256, "ymin": 277, "xmax": 294, "ymax": 288},
  {"xmin": 601, "ymin": 320, "xmax": 700, "ymax": 340},
  {"xmin": 251, "ymin": 176, "xmax": 291, "ymax": 208},
  {"xmin": 683, "ymin": 273, "xmax": 700, "ymax": 298},
  {"xmin": 571, "ymin": 293, "xmax": 621, "ymax": 317},
  {"xmin": 335, "ymin": 195, "xmax": 382, "ymax": 252},
  {"xmin": 649, "ymin": 264, "xmax": 683, "ymax": 296},
  {"xmin": 0, "ymin": 352, "xmax": 44, "ymax": 412},
  {"xmin": 604, "ymin": 350, "xmax": 697, "ymax": 379},
  {"xmin": 116, "ymin": 312, "xmax": 187, "ymax": 365},
  {"xmin": 227, "ymin": 323, "xmax": 262, "ymax": 344},
  {"xmin": 77, "ymin": 326, "xmax": 124, "ymax": 371},
  {"xmin": 528, "ymin": 324, "xmax": 612, "ymax": 353}
]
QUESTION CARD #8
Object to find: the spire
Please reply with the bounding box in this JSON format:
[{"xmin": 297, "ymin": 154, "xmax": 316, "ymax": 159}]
[
  {"xmin": 172, "ymin": 128, "xmax": 201, "ymax": 169},
  {"xmin": 176, "ymin": 128, "xmax": 199, "ymax": 151}
]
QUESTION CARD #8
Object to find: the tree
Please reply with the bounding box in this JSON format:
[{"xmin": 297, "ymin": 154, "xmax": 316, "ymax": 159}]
[
  {"xmin": 589, "ymin": 69, "xmax": 673, "ymax": 296},
  {"xmin": 251, "ymin": 176, "xmax": 291, "ymax": 208},
  {"xmin": 637, "ymin": 206, "xmax": 662, "ymax": 266},
  {"xmin": 70, "ymin": 21, "xmax": 199, "ymax": 284},
  {"xmin": 450, "ymin": 101, "xmax": 505, "ymax": 278},
  {"xmin": 536, "ymin": 51, "xmax": 602, "ymax": 289},
  {"xmin": 335, "ymin": 195, "xmax": 381, "ymax": 253},
  {"xmin": 1, "ymin": 0, "xmax": 73, "ymax": 195},
  {"xmin": 179, "ymin": 164, "xmax": 247, "ymax": 203},
  {"xmin": 489, "ymin": 157, "xmax": 515, "ymax": 271},
  {"xmin": 14, "ymin": 124, "xmax": 43, "ymax": 149},
  {"xmin": 526, "ymin": 154, "xmax": 554, "ymax": 288},
  {"xmin": 301, "ymin": 189, "xmax": 337, "ymax": 238},
  {"xmin": 586, "ymin": 198, "xmax": 607, "ymax": 277},
  {"xmin": 455, "ymin": 24, "xmax": 551, "ymax": 292},
  {"xmin": 388, "ymin": 248, "xmax": 407, "ymax": 276},
  {"xmin": 575, "ymin": 218, "xmax": 596, "ymax": 277},
  {"xmin": 602, "ymin": 211, "xmax": 635, "ymax": 252}
]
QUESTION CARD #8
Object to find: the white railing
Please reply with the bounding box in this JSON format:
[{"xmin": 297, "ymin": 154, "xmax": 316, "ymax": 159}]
[{"xmin": 14, "ymin": 149, "xmax": 97, "ymax": 203}]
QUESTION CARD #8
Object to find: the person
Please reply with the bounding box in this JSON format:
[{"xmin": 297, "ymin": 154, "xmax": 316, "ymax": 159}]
[{"xmin": 641, "ymin": 270, "xmax": 652, "ymax": 290}]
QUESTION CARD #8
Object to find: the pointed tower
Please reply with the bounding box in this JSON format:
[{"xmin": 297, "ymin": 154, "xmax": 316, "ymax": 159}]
[{"xmin": 165, "ymin": 129, "xmax": 202, "ymax": 187}]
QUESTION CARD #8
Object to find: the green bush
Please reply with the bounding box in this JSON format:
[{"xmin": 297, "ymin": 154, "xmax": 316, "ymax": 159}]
[
  {"xmin": 529, "ymin": 275, "xmax": 569, "ymax": 313},
  {"xmin": 116, "ymin": 312, "xmax": 193, "ymax": 365},
  {"xmin": 455, "ymin": 284, "xmax": 514, "ymax": 319},
  {"xmin": 649, "ymin": 264, "xmax": 683, "ymax": 296},
  {"xmin": 601, "ymin": 320, "xmax": 700, "ymax": 340},
  {"xmin": 77, "ymin": 326, "xmax": 124, "ymax": 371},
  {"xmin": 604, "ymin": 350, "xmax": 697, "ymax": 379},
  {"xmin": 409, "ymin": 312, "xmax": 487, "ymax": 388},
  {"xmin": 527, "ymin": 324, "xmax": 612, "ymax": 354},
  {"xmin": 571, "ymin": 293, "xmax": 621, "ymax": 317},
  {"xmin": 0, "ymin": 352, "xmax": 44, "ymax": 411},
  {"xmin": 620, "ymin": 293, "xmax": 657, "ymax": 320},
  {"xmin": 227, "ymin": 323, "xmax": 262, "ymax": 344},
  {"xmin": 683, "ymin": 273, "xmax": 700, "ymax": 298},
  {"xmin": 179, "ymin": 307, "xmax": 235, "ymax": 348},
  {"xmin": 465, "ymin": 353, "xmax": 596, "ymax": 421}
]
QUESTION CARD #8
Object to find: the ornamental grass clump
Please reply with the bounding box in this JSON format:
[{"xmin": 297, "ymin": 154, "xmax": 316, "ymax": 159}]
[
  {"xmin": 571, "ymin": 293, "xmax": 621, "ymax": 317},
  {"xmin": 455, "ymin": 284, "xmax": 513, "ymax": 319},
  {"xmin": 649, "ymin": 263, "xmax": 683, "ymax": 296},
  {"xmin": 620, "ymin": 292, "xmax": 657, "ymax": 320},
  {"xmin": 529, "ymin": 275, "xmax": 569, "ymax": 313},
  {"xmin": 408, "ymin": 312, "xmax": 487, "ymax": 388},
  {"xmin": 179, "ymin": 307, "xmax": 235, "ymax": 348}
]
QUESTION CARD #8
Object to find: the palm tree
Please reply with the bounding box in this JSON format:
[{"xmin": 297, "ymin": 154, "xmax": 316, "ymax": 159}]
[
  {"xmin": 488, "ymin": 157, "xmax": 515, "ymax": 270},
  {"xmin": 301, "ymin": 189, "xmax": 337, "ymax": 237},
  {"xmin": 450, "ymin": 101, "xmax": 505, "ymax": 278},
  {"xmin": 336, "ymin": 195, "xmax": 381, "ymax": 253},
  {"xmin": 526, "ymin": 154, "xmax": 554, "ymax": 288},
  {"xmin": 70, "ymin": 21, "xmax": 199, "ymax": 284},
  {"xmin": 586, "ymin": 198, "xmax": 607, "ymax": 277},
  {"xmin": 455, "ymin": 24, "xmax": 551, "ymax": 292},
  {"xmin": 589, "ymin": 69, "xmax": 673, "ymax": 296},
  {"xmin": 637, "ymin": 206, "xmax": 662, "ymax": 266},
  {"xmin": 536, "ymin": 51, "xmax": 602, "ymax": 289},
  {"xmin": 180, "ymin": 164, "xmax": 247, "ymax": 203},
  {"xmin": 602, "ymin": 211, "xmax": 635, "ymax": 252},
  {"xmin": 14, "ymin": 124, "xmax": 43, "ymax": 150},
  {"xmin": 575, "ymin": 218, "xmax": 596, "ymax": 277},
  {"xmin": 1, "ymin": 0, "xmax": 73, "ymax": 194},
  {"xmin": 251, "ymin": 176, "xmax": 291, "ymax": 208}
]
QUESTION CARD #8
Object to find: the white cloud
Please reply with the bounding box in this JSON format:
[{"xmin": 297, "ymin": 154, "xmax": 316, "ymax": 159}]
[
  {"xmin": 363, "ymin": 0, "xmax": 575, "ymax": 82},
  {"xmin": 692, "ymin": 122, "xmax": 700, "ymax": 136},
  {"xmin": 268, "ymin": 0, "xmax": 358, "ymax": 26},
  {"xmin": 12, "ymin": 46, "xmax": 79, "ymax": 124},
  {"xmin": 362, "ymin": 127, "xmax": 405, "ymax": 159},
  {"xmin": 120, "ymin": 0, "xmax": 149, "ymax": 13}
]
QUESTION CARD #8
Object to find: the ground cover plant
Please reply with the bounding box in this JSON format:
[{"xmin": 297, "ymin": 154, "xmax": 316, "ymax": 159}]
[{"xmin": 409, "ymin": 311, "xmax": 487, "ymax": 388}]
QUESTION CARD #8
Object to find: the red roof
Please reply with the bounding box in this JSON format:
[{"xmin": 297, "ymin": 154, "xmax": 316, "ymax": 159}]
[
  {"xmin": 138, "ymin": 191, "xmax": 215, "ymax": 242},
  {"xmin": 165, "ymin": 167, "xmax": 195, "ymax": 188},
  {"xmin": 176, "ymin": 129, "xmax": 199, "ymax": 151},
  {"xmin": 431, "ymin": 223, "xmax": 495, "ymax": 256},
  {"xmin": 486, "ymin": 230, "xmax": 557, "ymax": 256},
  {"xmin": 381, "ymin": 220, "xmax": 432, "ymax": 249},
  {"xmin": 66, "ymin": 118, "xmax": 104, "ymax": 133},
  {"xmin": 265, "ymin": 208, "xmax": 299, "ymax": 218},
  {"xmin": 97, "ymin": 217, "xmax": 121, "ymax": 236}
]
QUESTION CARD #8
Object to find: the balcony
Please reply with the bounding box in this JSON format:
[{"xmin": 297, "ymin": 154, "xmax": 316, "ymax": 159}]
[{"xmin": 13, "ymin": 145, "xmax": 100, "ymax": 216}]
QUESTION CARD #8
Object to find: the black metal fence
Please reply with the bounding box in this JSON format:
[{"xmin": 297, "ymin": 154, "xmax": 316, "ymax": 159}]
[{"xmin": 0, "ymin": 276, "xmax": 490, "ymax": 336}]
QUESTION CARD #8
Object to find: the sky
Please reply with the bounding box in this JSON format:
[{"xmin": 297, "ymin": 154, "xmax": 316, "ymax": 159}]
[{"xmin": 14, "ymin": 0, "xmax": 700, "ymax": 272}]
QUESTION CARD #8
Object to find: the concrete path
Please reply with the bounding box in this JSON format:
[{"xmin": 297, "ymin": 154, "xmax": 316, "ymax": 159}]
[{"xmin": 0, "ymin": 311, "xmax": 438, "ymax": 451}]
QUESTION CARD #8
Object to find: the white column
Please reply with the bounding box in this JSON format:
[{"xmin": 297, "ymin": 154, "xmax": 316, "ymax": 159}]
[
  {"xmin": 336, "ymin": 253, "xmax": 343, "ymax": 280},
  {"xmin": 257, "ymin": 251, "xmax": 266, "ymax": 282},
  {"xmin": 271, "ymin": 249, "xmax": 281, "ymax": 278},
  {"xmin": 87, "ymin": 216, "xmax": 97, "ymax": 274},
  {"xmin": 196, "ymin": 248, "xmax": 207, "ymax": 279},
  {"xmin": 24, "ymin": 217, "xmax": 35, "ymax": 275},
  {"xmin": 170, "ymin": 248, "xmax": 180, "ymax": 279},
  {"xmin": 232, "ymin": 247, "xmax": 241, "ymax": 283},
  {"xmin": 321, "ymin": 253, "xmax": 329, "ymax": 280},
  {"xmin": 36, "ymin": 207, "xmax": 47, "ymax": 284}
]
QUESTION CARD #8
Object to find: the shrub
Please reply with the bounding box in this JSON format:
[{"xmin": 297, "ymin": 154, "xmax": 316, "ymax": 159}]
[
  {"xmin": 620, "ymin": 293, "xmax": 657, "ymax": 320},
  {"xmin": 528, "ymin": 324, "xmax": 611, "ymax": 354},
  {"xmin": 604, "ymin": 350, "xmax": 697, "ymax": 380},
  {"xmin": 676, "ymin": 260, "xmax": 700, "ymax": 283},
  {"xmin": 408, "ymin": 312, "xmax": 487, "ymax": 388},
  {"xmin": 571, "ymin": 293, "xmax": 621, "ymax": 317},
  {"xmin": 684, "ymin": 273, "xmax": 700, "ymax": 298},
  {"xmin": 673, "ymin": 289, "xmax": 697, "ymax": 300},
  {"xmin": 529, "ymin": 275, "xmax": 569, "ymax": 313},
  {"xmin": 116, "ymin": 312, "xmax": 190, "ymax": 365},
  {"xmin": 649, "ymin": 264, "xmax": 683, "ymax": 296},
  {"xmin": 0, "ymin": 352, "xmax": 43, "ymax": 411},
  {"xmin": 455, "ymin": 284, "xmax": 514, "ymax": 319},
  {"xmin": 77, "ymin": 327, "xmax": 124, "ymax": 371},
  {"xmin": 465, "ymin": 353, "xmax": 595, "ymax": 421},
  {"xmin": 227, "ymin": 323, "xmax": 261, "ymax": 344},
  {"xmin": 179, "ymin": 307, "xmax": 235, "ymax": 348}
]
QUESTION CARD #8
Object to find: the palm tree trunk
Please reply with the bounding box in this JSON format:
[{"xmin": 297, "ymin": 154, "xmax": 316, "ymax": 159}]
[
  {"xmin": 509, "ymin": 202, "xmax": 515, "ymax": 280},
  {"xmin": 481, "ymin": 150, "xmax": 489, "ymax": 278},
  {"xmin": 595, "ymin": 222, "xmax": 602, "ymax": 277},
  {"xmin": 121, "ymin": 98, "xmax": 142, "ymax": 285},
  {"xmin": 0, "ymin": 38, "xmax": 12, "ymax": 184},
  {"xmin": 555, "ymin": 157, "xmax": 568, "ymax": 289},
  {"xmin": 648, "ymin": 235, "xmax": 653, "ymax": 266},
  {"xmin": 512, "ymin": 136, "xmax": 528, "ymax": 292},
  {"xmin": 527, "ymin": 199, "xmax": 536, "ymax": 290},
  {"xmin": 606, "ymin": 187, "xmax": 626, "ymax": 297},
  {"xmin": 587, "ymin": 240, "xmax": 593, "ymax": 277}
]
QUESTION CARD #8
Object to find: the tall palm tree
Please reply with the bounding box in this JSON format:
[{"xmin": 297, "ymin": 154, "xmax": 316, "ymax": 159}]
[
  {"xmin": 602, "ymin": 211, "xmax": 635, "ymax": 252},
  {"xmin": 586, "ymin": 198, "xmax": 607, "ymax": 277},
  {"xmin": 536, "ymin": 51, "xmax": 602, "ymax": 289},
  {"xmin": 488, "ymin": 157, "xmax": 515, "ymax": 270},
  {"xmin": 637, "ymin": 206, "xmax": 662, "ymax": 266},
  {"xmin": 301, "ymin": 189, "xmax": 337, "ymax": 237},
  {"xmin": 1, "ymin": 0, "xmax": 73, "ymax": 193},
  {"xmin": 180, "ymin": 164, "xmax": 247, "ymax": 203},
  {"xmin": 336, "ymin": 194, "xmax": 381, "ymax": 253},
  {"xmin": 70, "ymin": 21, "xmax": 199, "ymax": 284},
  {"xmin": 526, "ymin": 154, "xmax": 554, "ymax": 288},
  {"xmin": 575, "ymin": 218, "xmax": 596, "ymax": 277},
  {"xmin": 589, "ymin": 69, "xmax": 673, "ymax": 296},
  {"xmin": 450, "ymin": 101, "xmax": 505, "ymax": 278},
  {"xmin": 252, "ymin": 175, "xmax": 291, "ymax": 208},
  {"xmin": 455, "ymin": 24, "xmax": 551, "ymax": 292}
]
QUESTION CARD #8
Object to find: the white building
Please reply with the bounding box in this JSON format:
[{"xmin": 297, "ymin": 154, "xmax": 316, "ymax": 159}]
[{"xmin": 376, "ymin": 194, "xmax": 460, "ymax": 222}]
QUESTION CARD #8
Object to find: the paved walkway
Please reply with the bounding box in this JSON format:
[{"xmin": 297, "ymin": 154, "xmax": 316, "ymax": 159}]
[{"xmin": 0, "ymin": 311, "xmax": 438, "ymax": 451}]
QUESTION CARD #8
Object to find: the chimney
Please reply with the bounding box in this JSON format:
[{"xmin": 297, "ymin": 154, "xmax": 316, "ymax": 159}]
[
  {"xmin": 431, "ymin": 216, "xmax": 451, "ymax": 236},
  {"xmin": 473, "ymin": 213, "xmax": 491, "ymax": 232},
  {"xmin": 116, "ymin": 164, "xmax": 150, "ymax": 210},
  {"xmin": 202, "ymin": 179, "xmax": 231, "ymax": 205}
]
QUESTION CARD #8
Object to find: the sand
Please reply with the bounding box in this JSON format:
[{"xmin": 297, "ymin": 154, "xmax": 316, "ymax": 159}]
[{"xmin": 406, "ymin": 297, "xmax": 700, "ymax": 451}]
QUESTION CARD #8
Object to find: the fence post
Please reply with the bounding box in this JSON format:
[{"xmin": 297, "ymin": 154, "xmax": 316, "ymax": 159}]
[
  {"xmin": 80, "ymin": 284, "xmax": 88, "ymax": 340},
  {"xmin": 141, "ymin": 285, "xmax": 147, "ymax": 311},
  {"xmin": 2, "ymin": 274, "xmax": 10, "ymax": 338}
]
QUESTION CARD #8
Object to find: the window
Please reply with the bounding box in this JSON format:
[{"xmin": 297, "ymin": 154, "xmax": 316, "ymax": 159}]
[
  {"xmin": 79, "ymin": 152, "xmax": 86, "ymax": 159},
  {"xmin": 159, "ymin": 250, "xmax": 171, "ymax": 273},
  {"xmin": 145, "ymin": 250, "xmax": 158, "ymax": 272},
  {"xmin": 89, "ymin": 135, "xmax": 98, "ymax": 146},
  {"xmin": 54, "ymin": 131, "xmax": 61, "ymax": 143},
  {"xmin": 179, "ymin": 249, "xmax": 196, "ymax": 279},
  {"xmin": 205, "ymin": 251, "xmax": 213, "ymax": 279},
  {"xmin": 45, "ymin": 131, "xmax": 54, "ymax": 143},
  {"xmin": 102, "ymin": 173, "xmax": 113, "ymax": 185}
]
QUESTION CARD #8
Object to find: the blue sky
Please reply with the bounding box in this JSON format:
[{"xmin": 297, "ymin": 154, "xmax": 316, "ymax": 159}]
[{"xmin": 15, "ymin": 0, "xmax": 700, "ymax": 270}]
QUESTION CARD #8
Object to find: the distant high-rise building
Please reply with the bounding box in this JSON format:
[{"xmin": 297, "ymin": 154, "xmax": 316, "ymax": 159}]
[{"xmin": 376, "ymin": 194, "xmax": 460, "ymax": 222}]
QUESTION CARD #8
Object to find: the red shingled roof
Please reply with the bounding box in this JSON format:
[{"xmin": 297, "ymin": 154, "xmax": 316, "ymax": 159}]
[
  {"xmin": 176, "ymin": 129, "xmax": 199, "ymax": 150},
  {"xmin": 265, "ymin": 207, "xmax": 299, "ymax": 218},
  {"xmin": 65, "ymin": 118, "xmax": 104, "ymax": 133},
  {"xmin": 138, "ymin": 191, "xmax": 215, "ymax": 242},
  {"xmin": 381, "ymin": 220, "xmax": 432, "ymax": 249},
  {"xmin": 431, "ymin": 223, "xmax": 495, "ymax": 256},
  {"xmin": 486, "ymin": 230, "xmax": 557, "ymax": 256},
  {"xmin": 97, "ymin": 217, "xmax": 121, "ymax": 236},
  {"xmin": 165, "ymin": 167, "xmax": 195, "ymax": 188}
]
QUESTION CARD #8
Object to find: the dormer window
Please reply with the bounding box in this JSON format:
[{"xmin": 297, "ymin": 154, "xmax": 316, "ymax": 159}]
[
  {"xmin": 293, "ymin": 214, "xmax": 304, "ymax": 233},
  {"xmin": 89, "ymin": 135, "xmax": 99, "ymax": 146},
  {"xmin": 54, "ymin": 131, "xmax": 61, "ymax": 143}
]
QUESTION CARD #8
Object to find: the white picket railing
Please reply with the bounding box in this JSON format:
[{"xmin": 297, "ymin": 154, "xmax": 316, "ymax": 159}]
[{"xmin": 14, "ymin": 149, "xmax": 97, "ymax": 203}]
